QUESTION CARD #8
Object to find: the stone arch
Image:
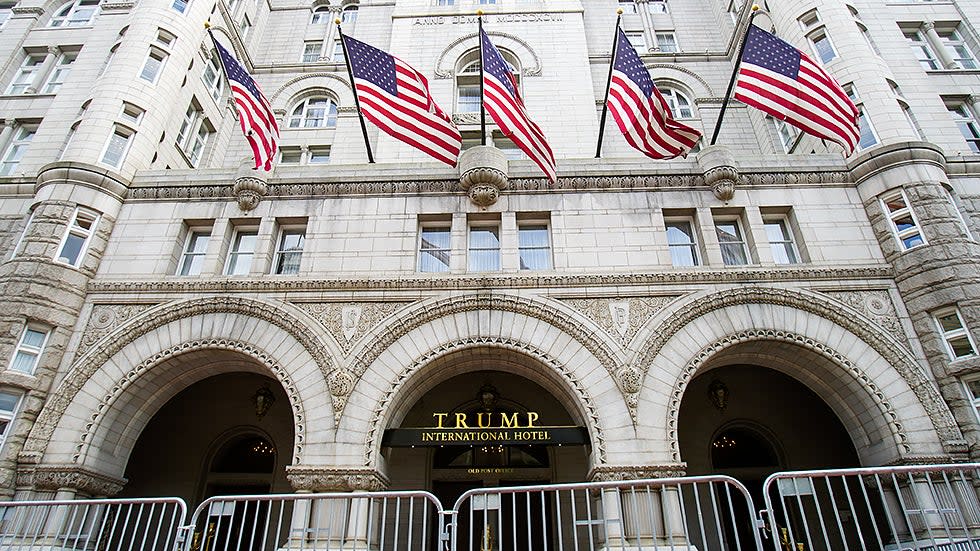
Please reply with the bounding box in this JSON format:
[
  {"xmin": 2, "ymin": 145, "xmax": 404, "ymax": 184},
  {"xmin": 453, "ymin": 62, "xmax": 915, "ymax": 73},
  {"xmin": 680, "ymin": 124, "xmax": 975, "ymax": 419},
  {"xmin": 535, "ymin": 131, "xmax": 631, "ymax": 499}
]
[
  {"xmin": 269, "ymin": 74, "xmax": 354, "ymax": 109},
  {"xmin": 647, "ymin": 64, "xmax": 713, "ymax": 97},
  {"xmin": 434, "ymin": 31, "xmax": 542, "ymax": 78},
  {"xmin": 22, "ymin": 296, "xmax": 335, "ymax": 473},
  {"xmin": 361, "ymin": 336, "xmax": 608, "ymax": 469}
]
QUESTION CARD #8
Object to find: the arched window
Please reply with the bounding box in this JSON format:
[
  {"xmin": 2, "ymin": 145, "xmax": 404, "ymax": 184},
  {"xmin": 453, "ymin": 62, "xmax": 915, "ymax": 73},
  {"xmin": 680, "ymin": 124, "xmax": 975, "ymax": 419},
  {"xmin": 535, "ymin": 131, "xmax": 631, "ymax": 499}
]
[
  {"xmin": 455, "ymin": 47, "xmax": 520, "ymax": 114},
  {"xmin": 310, "ymin": 5, "xmax": 330, "ymax": 24},
  {"xmin": 340, "ymin": 3, "xmax": 357, "ymax": 23},
  {"xmin": 288, "ymin": 96, "xmax": 338, "ymax": 128},
  {"xmin": 659, "ymin": 86, "xmax": 694, "ymax": 119},
  {"xmin": 49, "ymin": 0, "xmax": 99, "ymax": 27}
]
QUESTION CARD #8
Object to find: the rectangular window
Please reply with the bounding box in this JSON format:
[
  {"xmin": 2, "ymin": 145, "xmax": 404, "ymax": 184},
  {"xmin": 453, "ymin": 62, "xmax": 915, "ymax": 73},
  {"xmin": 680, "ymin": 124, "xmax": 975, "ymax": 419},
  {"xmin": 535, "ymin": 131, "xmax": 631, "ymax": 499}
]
[
  {"xmin": 936, "ymin": 308, "xmax": 976, "ymax": 360},
  {"xmin": 202, "ymin": 56, "xmax": 223, "ymax": 102},
  {"xmin": 225, "ymin": 228, "xmax": 258, "ymax": 275},
  {"xmin": 239, "ymin": 16, "xmax": 251, "ymax": 39},
  {"xmin": 99, "ymin": 127, "xmax": 133, "ymax": 168},
  {"xmin": 436, "ymin": 0, "xmax": 455, "ymax": 5},
  {"xmin": 121, "ymin": 103, "xmax": 145, "ymax": 125},
  {"xmin": 0, "ymin": 391, "xmax": 21, "ymax": 452},
  {"xmin": 764, "ymin": 218, "xmax": 799, "ymax": 264},
  {"xmin": 963, "ymin": 377, "xmax": 980, "ymax": 422},
  {"xmin": 809, "ymin": 29, "xmax": 837, "ymax": 64},
  {"xmin": 948, "ymin": 103, "xmax": 980, "ymax": 154},
  {"xmin": 279, "ymin": 147, "xmax": 302, "ymax": 164},
  {"xmin": 176, "ymin": 103, "xmax": 211, "ymax": 166},
  {"xmin": 308, "ymin": 147, "xmax": 330, "ymax": 164},
  {"xmin": 666, "ymin": 219, "xmax": 699, "ymax": 267},
  {"xmin": 938, "ymin": 28, "xmax": 977, "ymax": 69},
  {"xmin": 332, "ymin": 40, "xmax": 344, "ymax": 62},
  {"xmin": 10, "ymin": 210, "xmax": 34, "ymax": 259},
  {"xmin": 273, "ymin": 226, "xmax": 305, "ymax": 275},
  {"xmin": 172, "ymin": 0, "xmax": 188, "ymax": 13},
  {"xmin": 42, "ymin": 51, "xmax": 76, "ymax": 94},
  {"xmin": 56, "ymin": 207, "xmax": 99, "ymax": 267},
  {"xmin": 656, "ymin": 32, "xmax": 678, "ymax": 53},
  {"xmin": 139, "ymin": 48, "xmax": 167, "ymax": 83},
  {"xmin": 881, "ymin": 190, "xmax": 925, "ymax": 250},
  {"xmin": 419, "ymin": 224, "xmax": 451, "ymax": 273},
  {"xmin": 845, "ymin": 85, "xmax": 878, "ymax": 149},
  {"xmin": 772, "ymin": 117, "xmax": 799, "ymax": 152},
  {"xmin": 618, "ymin": 0, "xmax": 637, "ymax": 13},
  {"xmin": 9, "ymin": 325, "xmax": 48, "ymax": 374},
  {"xmin": 179, "ymin": 228, "xmax": 211, "ymax": 275},
  {"xmin": 648, "ymin": 0, "xmax": 668, "ymax": 14},
  {"xmin": 303, "ymin": 41, "xmax": 323, "ymax": 63},
  {"xmin": 625, "ymin": 31, "xmax": 646, "ymax": 52},
  {"xmin": 518, "ymin": 221, "xmax": 552, "ymax": 270},
  {"xmin": 468, "ymin": 224, "xmax": 500, "ymax": 271},
  {"xmin": 7, "ymin": 54, "xmax": 44, "ymax": 95},
  {"xmin": 715, "ymin": 219, "xmax": 749, "ymax": 266},
  {"xmin": 0, "ymin": 126, "xmax": 35, "ymax": 176},
  {"xmin": 906, "ymin": 31, "xmax": 940, "ymax": 70},
  {"xmin": 457, "ymin": 84, "xmax": 481, "ymax": 113}
]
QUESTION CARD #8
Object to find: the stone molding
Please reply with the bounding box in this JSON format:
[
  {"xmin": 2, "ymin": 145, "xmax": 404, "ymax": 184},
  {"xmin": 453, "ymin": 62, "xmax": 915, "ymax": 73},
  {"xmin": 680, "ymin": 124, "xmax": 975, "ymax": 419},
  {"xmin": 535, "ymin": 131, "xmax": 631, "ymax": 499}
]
[
  {"xmin": 12, "ymin": 6, "xmax": 45, "ymax": 15},
  {"xmin": 70, "ymin": 338, "xmax": 307, "ymax": 465},
  {"xmin": 588, "ymin": 464, "xmax": 687, "ymax": 482},
  {"xmin": 665, "ymin": 329, "xmax": 909, "ymax": 463},
  {"xmin": 633, "ymin": 286, "xmax": 966, "ymax": 454},
  {"xmin": 848, "ymin": 141, "xmax": 947, "ymax": 185},
  {"xmin": 75, "ymin": 303, "xmax": 157, "ymax": 360},
  {"xmin": 293, "ymin": 301, "xmax": 410, "ymax": 356},
  {"xmin": 233, "ymin": 176, "xmax": 268, "ymax": 212},
  {"xmin": 433, "ymin": 30, "xmax": 542, "ymax": 79},
  {"xmin": 557, "ymin": 295, "xmax": 680, "ymax": 346},
  {"xmin": 17, "ymin": 464, "xmax": 127, "ymax": 497},
  {"xmin": 818, "ymin": 289, "xmax": 908, "ymax": 348},
  {"xmin": 86, "ymin": 265, "xmax": 893, "ymax": 294},
  {"xmin": 286, "ymin": 466, "xmax": 389, "ymax": 492},
  {"xmin": 22, "ymin": 296, "xmax": 330, "ymax": 463},
  {"xmin": 363, "ymin": 336, "xmax": 607, "ymax": 467},
  {"xmin": 36, "ymin": 162, "xmax": 131, "ymax": 202}
]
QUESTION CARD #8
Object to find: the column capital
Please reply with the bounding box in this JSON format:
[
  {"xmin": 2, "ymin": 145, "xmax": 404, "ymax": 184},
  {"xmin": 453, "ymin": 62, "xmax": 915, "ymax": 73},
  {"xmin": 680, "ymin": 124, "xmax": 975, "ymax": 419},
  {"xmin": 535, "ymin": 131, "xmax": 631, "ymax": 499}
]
[
  {"xmin": 588, "ymin": 464, "xmax": 686, "ymax": 482},
  {"xmin": 46, "ymin": 45, "xmax": 61, "ymax": 56},
  {"xmin": 16, "ymin": 464, "xmax": 126, "ymax": 497},
  {"xmin": 922, "ymin": 21, "xmax": 935, "ymax": 31},
  {"xmin": 286, "ymin": 466, "xmax": 389, "ymax": 492}
]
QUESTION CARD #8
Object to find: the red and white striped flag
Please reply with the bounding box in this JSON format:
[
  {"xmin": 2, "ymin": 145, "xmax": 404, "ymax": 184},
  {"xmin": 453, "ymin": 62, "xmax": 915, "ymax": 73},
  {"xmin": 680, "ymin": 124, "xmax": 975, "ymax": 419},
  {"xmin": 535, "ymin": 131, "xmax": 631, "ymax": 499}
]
[
  {"xmin": 480, "ymin": 28, "xmax": 556, "ymax": 182},
  {"xmin": 734, "ymin": 25, "xmax": 860, "ymax": 155},
  {"xmin": 213, "ymin": 39, "xmax": 279, "ymax": 170},
  {"xmin": 608, "ymin": 28, "xmax": 701, "ymax": 158},
  {"xmin": 342, "ymin": 34, "xmax": 461, "ymax": 166}
]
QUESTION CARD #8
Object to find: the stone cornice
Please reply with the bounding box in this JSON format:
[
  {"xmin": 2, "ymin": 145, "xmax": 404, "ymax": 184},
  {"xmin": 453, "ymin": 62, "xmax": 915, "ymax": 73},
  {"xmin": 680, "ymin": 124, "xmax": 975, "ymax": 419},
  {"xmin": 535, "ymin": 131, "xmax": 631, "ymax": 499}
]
[
  {"xmin": 285, "ymin": 466, "xmax": 389, "ymax": 492},
  {"xmin": 86, "ymin": 266, "xmax": 894, "ymax": 294},
  {"xmin": 17, "ymin": 464, "xmax": 127, "ymax": 496},
  {"xmin": 848, "ymin": 141, "xmax": 947, "ymax": 184},
  {"xmin": 36, "ymin": 162, "xmax": 131, "ymax": 202}
]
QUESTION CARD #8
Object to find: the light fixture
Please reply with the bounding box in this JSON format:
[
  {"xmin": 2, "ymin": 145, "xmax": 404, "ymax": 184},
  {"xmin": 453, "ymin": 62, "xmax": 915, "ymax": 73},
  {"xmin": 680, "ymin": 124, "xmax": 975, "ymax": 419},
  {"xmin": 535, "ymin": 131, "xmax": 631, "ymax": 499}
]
[
  {"xmin": 708, "ymin": 379, "xmax": 729, "ymax": 411},
  {"xmin": 253, "ymin": 385, "xmax": 275, "ymax": 418}
]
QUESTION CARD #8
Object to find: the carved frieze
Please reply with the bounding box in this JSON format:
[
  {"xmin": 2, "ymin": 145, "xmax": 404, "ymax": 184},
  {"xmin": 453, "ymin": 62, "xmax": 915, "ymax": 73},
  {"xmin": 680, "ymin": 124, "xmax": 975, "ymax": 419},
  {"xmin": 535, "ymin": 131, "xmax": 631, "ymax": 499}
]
[
  {"xmin": 294, "ymin": 301, "xmax": 406, "ymax": 355},
  {"xmin": 286, "ymin": 466, "xmax": 389, "ymax": 492},
  {"xmin": 588, "ymin": 464, "xmax": 686, "ymax": 482},
  {"xmin": 17, "ymin": 465, "xmax": 127, "ymax": 497},
  {"xmin": 559, "ymin": 296, "xmax": 678, "ymax": 346},
  {"xmin": 75, "ymin": 304, "xmax": 156, "ymax": 360},
  {"xmin": 819, "ymin": 290, "xmax": 908, "ymax": 347}
]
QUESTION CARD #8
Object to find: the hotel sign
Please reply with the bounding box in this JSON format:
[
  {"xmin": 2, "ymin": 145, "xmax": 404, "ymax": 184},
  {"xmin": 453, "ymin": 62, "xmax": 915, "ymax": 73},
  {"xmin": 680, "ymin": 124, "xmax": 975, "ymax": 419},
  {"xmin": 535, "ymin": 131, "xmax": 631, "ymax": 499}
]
[{"xmin": 382, "ymin": 412, "xmax": 589, "ymax": 447}]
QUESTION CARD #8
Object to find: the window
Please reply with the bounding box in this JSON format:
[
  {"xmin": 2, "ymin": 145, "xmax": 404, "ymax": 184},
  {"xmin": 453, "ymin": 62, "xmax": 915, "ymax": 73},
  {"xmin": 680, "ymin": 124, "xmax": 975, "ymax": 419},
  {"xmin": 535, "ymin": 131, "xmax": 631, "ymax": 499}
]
[
  {"xmin": 99, "ymin": 126, "xmax": 133, "ymax": 168},
  {"xmin": 120, "ymin": 102, "xmax": 145, "ymax": 125},
  {"xmin": 279, "ymin": 147, "xmax": 302, "ymax": 164},
  {"xmin": 715, "ymin": 219, "xmax": 749, "ymax": 265},
  {"xmin": 49, "ymin": 0, "xmax": 98, "ymax": 27},
  {"xmin": 56, "ymin": 207, "xmax": 99, "ymax": 267},
  {"xmin": 625, "ymin": 31, "xmax": 646, "ymax": 52},
  {"xmin": 308, "ymin": 147, "xmax": 330, "ymax": 164},
  {"xmin": 202, "ymin": 55, "xmax": 224, "ymax": 102},
  {"xmin": 890, "ymin": 80, "xmax": 923, "ymax": 140},
  {"xmin": 848, "ymin": 6, "xmax": 879, "ymax": 55},
  {"xmin": 311, "ymin": 6, "xmax": 330, "ymax": 24},
  {"xmin": 225, "ymin": 228, "xmax": 258, "ymax": 275},
  {"xmin": 661, "ymin": 87, "xmax": 693, "ymax": 119},
  {"xmin": 648, "ymin": 0, "xmax": 668, "ymax": 14},
  {"xmin": 468, "ymin": 224, "xmax": 500, "ymax": 271},
  {"xmin": 7, "ymin": 54, "xmax": 45, "ymax": 95},
  {"xmin": 0, "ymin": 391, "xmax": 21, "ymax": 452},
  {"xmin": 176, "ymin": 102, "xmax": 212, "ymax": 166},
  {"xmin": 964, "ymin": 377, "xmax": 980, "ymax": 422},
  {"xmin": 948, "ymin": 103, "xmax": 980, "ymax": 153},
  {"xmin": 518, "ymin": 222, "xmax": 551, "ymax": 270},
  {"xmin": 288, "ymin": 97, "xmax": 338, "ymax": 129},
  {"xmin": 844, "ymin": 85, "xmax": 877, "ymax": 150},
  {"xmin": 419, "ymin": 223, "xmax": 451, "ymax": 273},
  {"xmin": 773, "ymin": 117, "xmax": 799, "ymax": 152},
  {"xmin": 139, "ymin": 48, "xmax": 167, "ymax": 83},
  {"xmin": 479, "ymin": 0, "xmax": 496, "ymax": 4},
  {"xmin": 618, "ymin": 0, "xmax": 637, "ymax": 13},
  {"xmin": 436, "ymin": 0, "xmax": 455, "ymax": 5},
  {"xmin": 332, "ymin": 40, "xmax": 344, "ymax": 62},
  {"xmin": 494, "ymin": 135, "xmax": 523, "ymax": 160},
  {"xmin": 0, "ymin": 3, "xmax": 13, "ymax": 29},
  {"xmin": 42, "ymin": 51, "xmax": 76, "ymax": 94},
  {"xmin": 303, "ymin": 41, "xmax": 323, "ymax": 63},
  {"xmin": 172, "ymin": 0, "xmax": 188, "ymax": 13},
  {"xmin": 239, "ymin": 16, "xmax": 250, "ymax": 40},
  {"xmin": 655, "ymin": 32, "xmax": 678, "ymax": 53},
  {"xmin": 881, "ymin": 190, "xmax": 925, "ymax": 250},
  {"xmin": 936, "ymin": 308, "xmax": 976, "ymax": 360},
  {"xmin": 666, "ymin": 219, "xmax": 699, "ymax": 266},
  {"xmin": 808, "ymin": 29, "xmax": 837, "ymax": 64},
  {"xmin": 9, "ymin": 210, "xmax": 35, "ymax": 259},
  {"xmin": 938, "ymin": 28, "xmax": 977, "ymax": 69},
  {"xmin": 0, "ymin": 126, "xmax": 35, "ymax": 176},
  {"xmin": 9, "ymin": 325, "xmax": 48, "ymax": 374},
  {"xmin": 341, "ymin": 4, "xmax": 357, "ymax": 22},
  {"xmin": 179, "ymin": 228, "xmax": 210, "ymax": 275},
  {"xmin": 764, "ymin": 218, "xmax": 799, "ymax": 264},
  {"xmin": 273, "ymin": 226, "xmax": 305, "ymax": 275},
  {"xmin": 455, "ymin": 49, "xmax": 519, "ymax": 115},
  {"xmin": 906, "ymin": 31, "xmax": 940, "ymax": 70}
]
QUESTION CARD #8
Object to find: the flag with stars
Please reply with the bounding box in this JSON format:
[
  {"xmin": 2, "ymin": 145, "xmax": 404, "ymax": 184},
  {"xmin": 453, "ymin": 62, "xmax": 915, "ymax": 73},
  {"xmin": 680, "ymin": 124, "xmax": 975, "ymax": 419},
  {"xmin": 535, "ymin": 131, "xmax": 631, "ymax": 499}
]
[
  {"xmin": 608, "ymin": 28, "xmax": 702, "ymax": 159},
  {"xmin": 342, "ymin": 34, "xmax": 461, "ymax": 166},
  {"xmin": 213, "ymin": 38, "xmax": 279, "ymax": 171},
  {"xmin": 734, "ymin": 24, "xmax": 860, "ymax": 155},
  {"xmin": 480, "ymin": 28, "xmax": 556, "ymax": 182}
]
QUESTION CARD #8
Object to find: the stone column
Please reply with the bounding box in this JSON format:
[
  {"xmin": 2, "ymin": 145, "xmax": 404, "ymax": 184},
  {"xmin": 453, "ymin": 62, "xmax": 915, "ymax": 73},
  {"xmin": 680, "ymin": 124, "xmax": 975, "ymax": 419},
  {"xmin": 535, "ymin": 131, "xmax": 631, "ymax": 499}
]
[
  {"xmin": 26, "ymin": 46, "xmax": 59, "ymax": 94},
  {"xmin": 969, "ymin": 94, "xmax": 980, "ymax": 119},
  {"xmin": 922, "ymin": 22, "xmax": 958, "ymax": 69},
  {"xmin": 0, "ymin": 119, "xmax": 16, "ymax": 154},
  {"xmin": 588, "ymin": 465, "xmax": 687, "ymax": 549},
  {"xmin": 285, "ymin": 466, "xmax": 389, "ymax": 549}
]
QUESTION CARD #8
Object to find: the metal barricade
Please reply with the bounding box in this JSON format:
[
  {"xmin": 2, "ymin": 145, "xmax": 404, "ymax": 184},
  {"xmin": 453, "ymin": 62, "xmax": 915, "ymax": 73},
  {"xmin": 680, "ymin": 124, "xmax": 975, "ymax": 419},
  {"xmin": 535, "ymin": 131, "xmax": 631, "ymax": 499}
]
[
  {"xmin": 0, "ymin": 496, "xmax": 187, "ymax": 551},
  {"xmin": 184, "ymin": 490, "xmax": 445, "ymax": 551},
  {"xmin": 761, "ymin": 463, "xmax": 980, "ymax": 551},
  {"xmin": 450, "ymin": 475, "xmax": 763, "ymax": 551}
]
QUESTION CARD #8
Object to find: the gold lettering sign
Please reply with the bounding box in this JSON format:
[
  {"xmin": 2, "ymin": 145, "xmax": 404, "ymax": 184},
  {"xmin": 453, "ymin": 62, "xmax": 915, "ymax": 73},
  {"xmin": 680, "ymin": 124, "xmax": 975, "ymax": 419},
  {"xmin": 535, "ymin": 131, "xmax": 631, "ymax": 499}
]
[{"xmin": 431, "ymin": 412, "xmax": 539, "ymax": 429}]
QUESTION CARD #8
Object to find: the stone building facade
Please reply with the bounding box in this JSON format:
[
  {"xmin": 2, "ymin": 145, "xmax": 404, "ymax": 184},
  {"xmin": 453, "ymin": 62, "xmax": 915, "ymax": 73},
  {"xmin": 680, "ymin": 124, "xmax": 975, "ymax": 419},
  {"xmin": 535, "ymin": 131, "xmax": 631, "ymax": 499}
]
[{"xmin": 0, "ymin": 0, "xmax": 977, "ymax": 510}]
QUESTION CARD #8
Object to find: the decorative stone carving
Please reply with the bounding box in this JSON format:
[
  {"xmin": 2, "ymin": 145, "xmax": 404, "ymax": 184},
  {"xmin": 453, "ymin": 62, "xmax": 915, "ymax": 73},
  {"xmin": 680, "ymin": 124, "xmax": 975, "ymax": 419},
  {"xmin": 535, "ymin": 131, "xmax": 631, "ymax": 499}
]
[
  {"xmin": 18, "ymin": 465, "xmax": 127, "ymax": 496},
  {"xmin": 233, "ymin": 176, "xmax": 268, "ymax": 212},
  {"xmin": 75, "ymin": 303, "xmax": 155, "ymax": 360},
  {"xmin": 286, "ymin": 466, "xmax": 389, "ymax": 492},
  {"xmin": 294, "ymin": 301, "xmax": 405, "ymax": 355},
  {"xmin": 820, "ymin": 290, "xmax": 908, "ymax": 347},
  {"xmin": 697, "ymin": 145, "xmax": 738, "ymax": 201},
  {"xmin": 341, "ymin": 306, "xmax": 361, "ymax": 341},
  {"xmin": 364, "ymin": 336, "xmax": 606, "ymax": 467},
  {"xmin": 588, "ymin": 464, "xmax": 686, "ymax": 482},
  {"xmin": 458, "ymin": 146, "xmax": 508, "ymax": 207},
  {"xmin": 560, "ymin": 295, "xmax": 677, "ymax": 346}
]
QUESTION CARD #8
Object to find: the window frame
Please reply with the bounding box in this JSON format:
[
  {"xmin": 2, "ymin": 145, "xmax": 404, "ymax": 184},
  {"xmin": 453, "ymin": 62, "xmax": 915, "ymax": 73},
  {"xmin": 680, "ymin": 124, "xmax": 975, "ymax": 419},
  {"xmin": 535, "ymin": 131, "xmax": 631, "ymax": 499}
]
[
  {"xmin": 0, "ymin": 390, "xmax": 22, "ymax": 453},
  {"xmin": 176, "ymin": 102, "xmax": 212, "ymax": 166},
  {"xmin": 665, "ymin": 217, "xmax": 700, "ymax": 267},
  {"xmin": 55, "ymin": 207, "xmax": 100, "ymax": 268},
  {"xmin": 48, "ymin": 0, "xmax": 99, "ymax": 27},
  {"xmin": 763, "ymin": 217, "xmax": 800, "ymax": 264},
  {"xmin": 936, "ymin": 307, "xmax": 977, "ymax": 361},
  {"xmin": 287, "ymin": 96, "xmax": 338, "ymax": 129},
  {"xmin": 7, "ymin": 54, "xmax": 45, "ymax": 95},
  {"xmin": 947, "ymin": 102, "xmax": 980, "ymax": 154},
  {"xmin": 660, "ymin": 87, "xmax": 694, "ymax": 119},
  {"xmin": 467, "ymin": 222, "xmax": 501, "ymax": 272},
  {"xmin": 963, "ymin": 375, "xmax": 980, "ymax": 423},
  {"xmin": 202, "ymin": 55, "xmax": 224, "ymax": 103},
  {"xmin": 905, "ymin": 30, "xmax": 940, "ymax": 71},
  {"xmin": 517, "ymin": 220, "xmax": 552, "ymax": 271},
  {"xmin": 310, "ymin": 6, "xmax": 330, "ymax": 24},
  {"xmin": 178, "ymin": 227, "xmax": 211, "ymax": 276},
  {"xmin": 714, "ymin": 217, "xmax": 750, "ymax": 266},
  {"xmin": 655, "ymin": 32, "xmax": 679, "ymax": 53},
  {"xmin": 418, "ymin": 223, "xmax": 452, "ymax": 273},
  {"xmin": 139, "ymin": 47, "xmax": 168, "ymax": 84},
  {"xmin": 272, "ymin": 226, "xmax": 306, "ymax": 275},
  {"xmin": 938, "ymin": 27, "xmax": 978, "ymax": 69},
  {"xmin": 880, "ymin": 189, "xmax": 926, "ymax": 251},
  {"xmin": 41, "ymin": 51, "xmax": 77, "ymax": 94},
  {"xmin": 224, "ymin": 226, "xmax": 259, "ymax": 275},
  {"xmin": 98, "ymin": 125, "xmax": 135, "ymax": 169},
  {"xmin": 8, "ymin": 324, "xmax": 49, "ymax": 375},
  {"xmin": 302, "ymin": 41, "xmax": 324, "ymax": 63},
  {"xmin": 0, "ymin": 125, "xmax": 36, "ymax": 176}
]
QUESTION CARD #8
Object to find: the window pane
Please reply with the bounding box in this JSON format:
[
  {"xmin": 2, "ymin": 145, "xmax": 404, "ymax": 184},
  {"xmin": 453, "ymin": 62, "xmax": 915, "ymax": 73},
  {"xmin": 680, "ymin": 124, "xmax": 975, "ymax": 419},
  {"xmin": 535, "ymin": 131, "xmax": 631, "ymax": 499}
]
[
  {"xmin": 59, "ymin": 233, "xmax": 85, "ymax": 264},
  {"xmin": 11, "ymin": 351, "xmax": 38, "ymax": 373},
  {"xmin": 813, "ymin": 34, "xmax": 836, "ymax": 63},
  {"xmin": 950, "ymin": 336, "xmax": 975, "ymax": 358},
  {"xmin": 187, "ymin": 232, "xmax": 209, "ymax": 253},
  {"xmin": 518, "ymin": 225, "xmax": 548, "ymax": 248},
  {"xmin": 421, "ymin": 227, "xmax": 450, "ymax": 249},
  {"xmin": 666, "ymin": 222, "xmax": 694, "ymax": 245},
  {"xmin": 938, "ymin": 312, "xmax": 964, "ymax": 332},
  {"xmin": 180, "ymin": 254, "xmax": 205, "ymax": 276},
  {"xmin": 469, "ymin": 227, "xmax": 500, "ymax": 271},
  {"xmin": 0, "ymin": 392, "xmax": 19, "ymax": 413},
  {"xmin": 470, "ymin": 227, "xmax": 499, "ymax": 249},
  {"xmin": 519, "ymin": 225, "xmax": 551, "ymax": 270},
  {"xmin": 21, "ymin": 328, "xmax": 46, "ymax": 349}
]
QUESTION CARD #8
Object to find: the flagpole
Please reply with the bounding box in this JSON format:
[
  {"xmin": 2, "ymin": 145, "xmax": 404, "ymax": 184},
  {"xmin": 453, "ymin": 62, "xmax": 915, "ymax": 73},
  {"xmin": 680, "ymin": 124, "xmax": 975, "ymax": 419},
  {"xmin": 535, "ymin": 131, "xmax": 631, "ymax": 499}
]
[
  {"xmin": 336, "ymin": 20, "xmax": 375, "ymax": 163},
  {"xmin": 710, "ymin": 4, "xmax": 761, "ymax": 146},
  {"xmin": 477, "ymin": 10, "xmax": 487, "ymax": 146},
  {"xmin": 595, "ymin": 9, "xmax": 623, "ymax": 159}
]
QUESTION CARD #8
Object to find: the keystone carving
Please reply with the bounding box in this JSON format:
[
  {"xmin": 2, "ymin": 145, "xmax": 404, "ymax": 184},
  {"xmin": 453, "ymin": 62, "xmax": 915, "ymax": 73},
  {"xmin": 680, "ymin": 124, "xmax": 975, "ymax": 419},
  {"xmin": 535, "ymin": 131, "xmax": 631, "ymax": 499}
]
[
  {"xmin": 458, "ymin": 145, "xmax": 508, "ymax": 207},
  {"xmin": 233, "ymin": 176, "xmax": 268, "ymax": 212},
  {"xmin": 286, "ymin": 466, "xmax": 389, "ymax": 492}
]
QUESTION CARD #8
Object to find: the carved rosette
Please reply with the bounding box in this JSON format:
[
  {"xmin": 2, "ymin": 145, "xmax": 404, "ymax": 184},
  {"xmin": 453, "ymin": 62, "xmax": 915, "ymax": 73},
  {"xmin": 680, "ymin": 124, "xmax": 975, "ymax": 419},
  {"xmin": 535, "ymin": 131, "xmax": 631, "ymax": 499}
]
[
  {"xmin": 286, "ymin": 466, "xmax": 389, "ymax": 492},
  {"xmin": 18, "ymin": 465, "xmax": 127, "ymax": 497},
  {"xmin": 233, "ymin": 176, "xmax": 268, "ymax": 212},
  {"xmin": 75, "ymin": 303, "xmax": 155, "ymax": 360},
  {"xmin": 458, "ymin": 145, "xmax": 508, "ymax": 207},
  {"xmin": 696, "ymin": 144, "xmax": 738, "ymax": 201},
  {"xmin": 820, "ymin": 290, "xmax": 908, "ymax": 348},
  {"xmin": 588, "ymin": 464, "xmax": 686, "ymax": 482}
]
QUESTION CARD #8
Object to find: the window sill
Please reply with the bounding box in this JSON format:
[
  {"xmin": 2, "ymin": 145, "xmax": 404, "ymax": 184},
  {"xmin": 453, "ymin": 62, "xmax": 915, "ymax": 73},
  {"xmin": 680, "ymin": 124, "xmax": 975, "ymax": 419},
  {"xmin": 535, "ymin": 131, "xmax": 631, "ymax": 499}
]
[{"xmin": 0, "ymin": 369, "xmax": 38, "ymax": 389}]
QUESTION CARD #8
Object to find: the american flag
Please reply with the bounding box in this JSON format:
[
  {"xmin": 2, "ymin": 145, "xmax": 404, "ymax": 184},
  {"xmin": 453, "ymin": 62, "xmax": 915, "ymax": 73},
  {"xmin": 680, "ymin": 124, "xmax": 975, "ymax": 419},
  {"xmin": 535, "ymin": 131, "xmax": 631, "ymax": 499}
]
[
  {"xmin": 608, "ymin": 28, "xmax": 701, "ymax": 158},
  {"xmin": 734, "ymin": 25, "xmax": 860, "ymax": 155},
  {"xmin": 480, "ymin": 28, "xmax": 556, "ymax": 182},
  {"xmin": 213, "ymin": 39, "xmax": 279, "ymax": 170},
  {"xmin": 342, "ymin": 34, "xmax": 461, "ymax": 167}
]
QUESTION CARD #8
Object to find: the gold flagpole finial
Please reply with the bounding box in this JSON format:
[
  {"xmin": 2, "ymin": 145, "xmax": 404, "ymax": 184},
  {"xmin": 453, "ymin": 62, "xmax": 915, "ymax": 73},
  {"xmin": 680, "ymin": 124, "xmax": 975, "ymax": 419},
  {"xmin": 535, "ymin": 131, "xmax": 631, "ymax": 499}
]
[
  {"xmin": 616, "ymin": 8, "xmax": 623, "ymax": 14},
  {"xmin": 751, "ymin": 4, "xmax": 760, "ymax": 10},
  {"xmin": 476, "ymin": 9, "xmax": 484, "ymax": 16},
  {"xmin": 334, "ymin": 17, "xmax": 341, "ymax": 25},
  {"xmin": 204, "ymin": 20, "xmax": 211, "ymax": 29}
]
